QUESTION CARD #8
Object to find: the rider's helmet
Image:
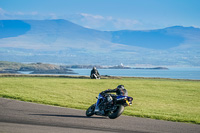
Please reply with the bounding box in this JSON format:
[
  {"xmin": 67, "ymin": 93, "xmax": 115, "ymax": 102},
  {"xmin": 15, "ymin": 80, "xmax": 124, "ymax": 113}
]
[
  {"xmin": 93, "ymin": 67, "xmax": 96, "ymax": 70},
  {"xmin": 117, "ymin": 85, "xmax": 125, "ymax": 90},
  {"xmin": 116, "ymin": 85, "xmax": 127, "ymax": 96}
]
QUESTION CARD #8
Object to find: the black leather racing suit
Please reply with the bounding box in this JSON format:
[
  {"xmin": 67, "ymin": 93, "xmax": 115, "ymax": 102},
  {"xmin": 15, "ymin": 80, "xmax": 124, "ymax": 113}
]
[
  {"xmin": 90, "ymin": 69, "xmax": 100, "ymax": 79},
  {"xmin": 100, "ymin": 88, "xmax": 128, "ymax": 106},
  {"xmin": 100, "ymin": 88, "xmax": 128, "ymax": 96}
]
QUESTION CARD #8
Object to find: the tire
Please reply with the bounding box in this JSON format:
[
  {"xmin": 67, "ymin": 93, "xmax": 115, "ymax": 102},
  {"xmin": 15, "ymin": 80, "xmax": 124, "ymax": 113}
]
[
  {"xmin": 86, "ymin": 104, "xmax": 95, "ymax": 117},
  {"xmin": 108, "ymin": 105, "xmax": 124, "ymax": 119}
]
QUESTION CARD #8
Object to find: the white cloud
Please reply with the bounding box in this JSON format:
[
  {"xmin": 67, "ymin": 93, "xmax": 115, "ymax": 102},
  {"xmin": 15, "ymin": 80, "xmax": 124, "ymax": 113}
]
[
  {"xmin": 80, "ymin": 13, "xmax": 104, "ymax": 20},
  {"xmin": 0, "ymin": 8, "xmax": 57, "ymax": 20},
  {"xmin": 191, "ymin": 25, "xmax": 200, "ymax": 28},
  {"xmin": 14, "ymin": 11, "xmax": 25, "ymax": 15},
  {"xmin": 0, "ymin": 8, "xmax": 142, "ymax": 30},
  {"xmin": 69, "ymin": 13, "xmax": 141, "ymax": 31}
]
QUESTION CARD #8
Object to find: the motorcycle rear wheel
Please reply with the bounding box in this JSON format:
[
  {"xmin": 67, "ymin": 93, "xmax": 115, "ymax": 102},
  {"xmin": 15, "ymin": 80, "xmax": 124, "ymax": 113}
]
[
  {"xmin": 108, "ymin": 105, "xmax": 124, "ymax": 119},
  {"xmin": 86, "ymin": 104, "xmax": 95, "ymax": 117}
]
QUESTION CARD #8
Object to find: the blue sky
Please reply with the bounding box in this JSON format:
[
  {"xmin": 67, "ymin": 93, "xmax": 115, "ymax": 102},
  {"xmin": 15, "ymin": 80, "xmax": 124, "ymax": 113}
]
[{"xmin": 0, "ymin": 0, "xmax": 200, "ymax": 31}]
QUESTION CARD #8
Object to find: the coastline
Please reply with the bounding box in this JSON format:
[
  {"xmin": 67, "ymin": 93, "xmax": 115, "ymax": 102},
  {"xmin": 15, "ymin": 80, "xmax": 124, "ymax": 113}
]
[{"xmin": 0, "ymin": 73, "xmax": 199, "ymax": 81}]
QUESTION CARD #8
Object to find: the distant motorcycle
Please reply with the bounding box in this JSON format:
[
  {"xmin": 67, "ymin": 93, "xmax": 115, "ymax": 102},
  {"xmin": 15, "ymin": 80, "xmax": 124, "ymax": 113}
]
[{"xmin": 86, "ymin": 93, "xmax": 133, "ymax": 119}]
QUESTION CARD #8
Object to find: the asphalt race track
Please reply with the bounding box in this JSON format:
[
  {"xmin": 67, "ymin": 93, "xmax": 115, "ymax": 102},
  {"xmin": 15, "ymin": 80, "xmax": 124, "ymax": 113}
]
[{"xmin": 0, "ymin": 98, "xmax": 200, "ymax": 133}]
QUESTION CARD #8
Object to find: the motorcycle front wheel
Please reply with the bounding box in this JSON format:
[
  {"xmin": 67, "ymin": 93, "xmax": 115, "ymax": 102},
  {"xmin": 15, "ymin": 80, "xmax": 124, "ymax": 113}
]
[
  {"xmin": 108, "ymin": 105, "xmax": 124, "ymax": 119},
  {"xmin": 86, "ymin": 104, "xmax": 95, "ymax": 117}
]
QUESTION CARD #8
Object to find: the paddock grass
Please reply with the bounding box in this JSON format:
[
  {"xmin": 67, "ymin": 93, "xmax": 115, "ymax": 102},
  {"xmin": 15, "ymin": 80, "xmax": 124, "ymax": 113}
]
[{"xmin": 0, "ymin": 76, "xmax": 199, "ymax": 124}]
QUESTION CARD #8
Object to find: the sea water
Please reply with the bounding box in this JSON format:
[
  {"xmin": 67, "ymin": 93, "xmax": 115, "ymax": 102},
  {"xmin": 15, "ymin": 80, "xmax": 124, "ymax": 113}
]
[{"xmin": 71, "ymin": 67, "xmax": 200, "ymax": 80}]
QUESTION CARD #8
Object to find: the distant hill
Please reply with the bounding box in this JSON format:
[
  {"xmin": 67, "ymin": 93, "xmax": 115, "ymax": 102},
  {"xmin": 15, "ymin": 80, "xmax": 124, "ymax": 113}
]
[
  {"xmin": 0, "ymin": 19, "xmax": 200, "ymax": 66},
  {"xmin": 111, "ymin": 27, "xmax": 187, "ymax": 49},
  {"xmin": 0, "ymin": 20, "xmax": 31, "ymax": 39},
  {"xmin": 0, "ymin": 61, "xmax": 76, "ymax": 74}
]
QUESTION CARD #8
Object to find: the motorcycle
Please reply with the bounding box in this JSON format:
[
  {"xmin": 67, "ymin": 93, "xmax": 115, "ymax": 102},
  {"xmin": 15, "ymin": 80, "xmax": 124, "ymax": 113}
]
[{"xmin": 86, "ymin": 93, "xmax": 133, "ymax": 119}]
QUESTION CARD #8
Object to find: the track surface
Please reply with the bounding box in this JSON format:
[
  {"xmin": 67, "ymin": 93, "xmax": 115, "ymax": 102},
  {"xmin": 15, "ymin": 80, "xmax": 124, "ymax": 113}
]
[{"xmin": 0, "ymin": 98, "xmax": 199, "ymax": 133}]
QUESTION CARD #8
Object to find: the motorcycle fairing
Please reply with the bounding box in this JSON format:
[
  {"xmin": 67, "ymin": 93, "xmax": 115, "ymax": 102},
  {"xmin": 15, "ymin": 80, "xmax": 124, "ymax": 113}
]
[
  {"xmin": 96, "ymin": 93, "xmax": 104, "ymax": 106},
  {"xmin": 116, "ymin": 95, "xmax": 133, "ymax": 106}
]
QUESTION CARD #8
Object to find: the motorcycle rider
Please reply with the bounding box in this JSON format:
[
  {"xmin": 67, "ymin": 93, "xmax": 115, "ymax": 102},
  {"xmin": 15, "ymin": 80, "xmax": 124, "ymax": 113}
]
[
  {"xmin": 90, "ymin": 67, "xmax": 100, "ymax": 79},
  {"xmin": 95, "ymin": 85, "xmax": 128, "ymax": 112}
]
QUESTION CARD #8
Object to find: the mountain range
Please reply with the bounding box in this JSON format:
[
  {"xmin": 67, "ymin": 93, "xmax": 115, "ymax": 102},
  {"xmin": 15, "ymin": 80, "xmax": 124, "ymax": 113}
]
[{"xmin": 0, "ymin": 19, "xmax": 200, "ymax": 66}]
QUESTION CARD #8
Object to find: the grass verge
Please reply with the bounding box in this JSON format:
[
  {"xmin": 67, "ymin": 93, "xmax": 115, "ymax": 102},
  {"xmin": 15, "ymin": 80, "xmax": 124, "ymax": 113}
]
[{"xmin": 0, "ymin": 75, "xmax": 199, "ymax": 124}]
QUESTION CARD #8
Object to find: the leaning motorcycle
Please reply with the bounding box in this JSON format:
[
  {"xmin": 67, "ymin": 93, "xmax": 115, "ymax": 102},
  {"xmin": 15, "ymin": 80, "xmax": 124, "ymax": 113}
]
[{"xmin": 86, "ymin": 93, "xmax": 133, "ymax": 119}]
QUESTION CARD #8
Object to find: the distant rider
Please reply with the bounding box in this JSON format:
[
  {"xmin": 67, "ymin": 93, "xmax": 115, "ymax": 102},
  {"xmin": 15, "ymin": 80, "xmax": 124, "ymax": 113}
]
[
  {"xmin": 90, "ymin": 67, "xmax": 100, "ymax": 79},
  {"xmin": 95, "ymin": 85, "xmax": 128, "ymax": 112}
]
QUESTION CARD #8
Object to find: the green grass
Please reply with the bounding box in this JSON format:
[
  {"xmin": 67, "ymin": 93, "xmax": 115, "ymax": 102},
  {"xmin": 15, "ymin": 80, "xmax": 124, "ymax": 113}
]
[{"xmin": 0, "ymin": 76, "xmax": 200, "ymax": 124}]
